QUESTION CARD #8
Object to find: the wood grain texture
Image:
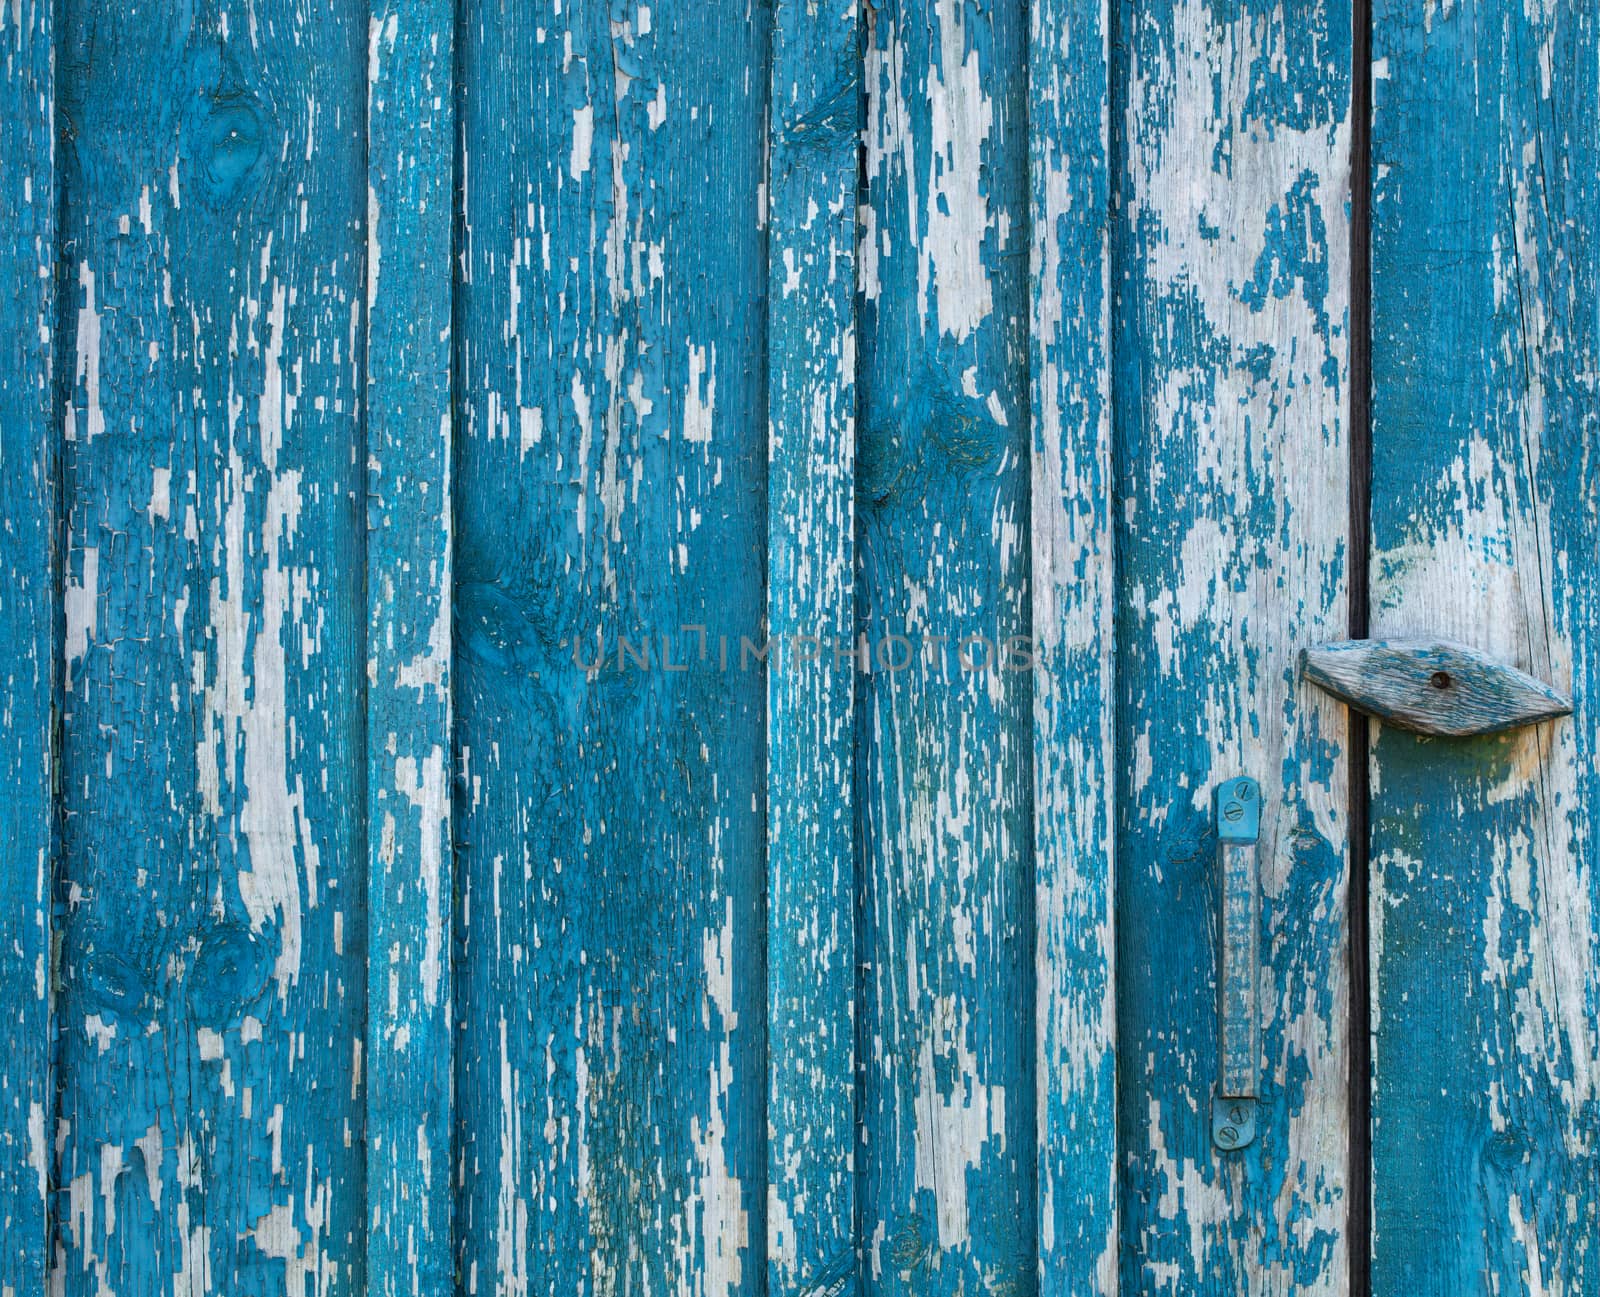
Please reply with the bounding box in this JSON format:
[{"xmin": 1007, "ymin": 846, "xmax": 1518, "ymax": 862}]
[
  {"xmin": 858, "ymin": 0, "xmax": 1036, "ymax": 1288},
  {"xmin": 765, "ymin": 1, "xmax": 860, "ymax": 1293},
  {"xmin": 1111, "ymin": 0, "xmax": 1353, "ymax": 1290},
  {"xmin": 451, "ymin": 3, "xmax": 769, "ymax": 1291},
  {"xmin": 0, "ymin": 1, "xmax": 58, "ymax": 1291},
  {"xmin": 363, "ymin": 1, "xmax": 455, "ymax": 1291},
  {"xmin": 1027, "ymin": 0, "xmax": 1118, "ymax": 1287},
  {"xmin": 1368, "ymin": 1, "xmax": 1600, "ymax": 1291},
  {"xmin": 1302, "ymin": 639, "xmax": 1571, "ymax": 737},
  {"xmin": 52, "ymin": 2, "xmax": 369, "ymax": 1290}
]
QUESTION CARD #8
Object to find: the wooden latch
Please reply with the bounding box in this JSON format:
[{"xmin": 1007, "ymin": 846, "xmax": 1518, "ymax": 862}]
[{"xmin": 1300, "ymin": 639, "xmax": 1572, "ymax": 738}]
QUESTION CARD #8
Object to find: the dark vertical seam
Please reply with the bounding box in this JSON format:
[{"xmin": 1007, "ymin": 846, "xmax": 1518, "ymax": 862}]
[
  {"xmin": 1019, "ymin": 0, "xmax": 1041, "ymax": 1279},
  {"xmin": 47, "ymin": 0, "xmax": 76, "ymax": 1279},
  {"xmin": 356, "ymin": 1, "xmax": 375, "ymax": 1283},
  {"xmin": 1101, "ymin": 0, "xmax": 1121, "ymax": 1283},
  {"xmin": 1347, "ymin": 0, "xmax": 1373, "ymax": 1289},
  {"xmin": 448, "ymin": 0, "xmax": 469, "ymax": 1283},
  {"xmin": 440, "ymin": 2, "xmax": 463, "ymax": 1287},
  {"xmin": 851, "ymin": 1, "xmax": 870, "ymax": 1282},
  {"xmin": 757, "ymin": 0, "xmax": 776, "ymax": 1286},
  {"xmin": 1106, "ymin": 0, "xmax": 1129, "ymax": 1285},
  {"xmin": 47, "ymin": 0, "xmax": 73, "ymax": 1277}
]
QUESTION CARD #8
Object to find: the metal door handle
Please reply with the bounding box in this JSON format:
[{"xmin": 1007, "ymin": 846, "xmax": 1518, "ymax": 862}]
[{"xmin": 1213, "ymin": 775, "xmax": 1260, "ymax": 1152}]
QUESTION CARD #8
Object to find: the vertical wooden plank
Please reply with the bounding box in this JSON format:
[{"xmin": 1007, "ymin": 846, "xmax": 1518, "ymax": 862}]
[
  {"xmin": 1111, "ymin": 1, "xmax": 1353, "ymax": 1291},
  {"xmin": 857, "ymin": 0, "xmax": 1035, "ymax": 1288},
  {"xmin": 1368, "ymin": 3, "xmax": 1600, "ymax": 1292},
  {"xmin": 364, "ymin": 2, "xmax": 454, "ymax": 1292},
  {"xmin": 0, "ymin": 1, "xmax": 57, "ymax": 1290},
  {"xmin": 452, "ymin": 3, "xmax": 770, "ymax": 1292},
  {"xmin": 1028, "ymin": 0, "xmax": 1118, "ymax": 1289},
  {"xmin": 52, "ymin": 1, "xmax": 369, "ymax": 1290},
  {"xmin": 765, "ymin": 2, "xmax": 860, "ymax": 1294}
]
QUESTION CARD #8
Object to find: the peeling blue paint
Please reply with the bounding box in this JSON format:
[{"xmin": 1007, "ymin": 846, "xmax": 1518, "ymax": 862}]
[
  {"xmin": 1112, "ymin": 0, "xmax": 1354, "ymax": 1292},
  {"xmin": 1370, "ymin": 1, "xmax": 1600, "ymax": 1292}
]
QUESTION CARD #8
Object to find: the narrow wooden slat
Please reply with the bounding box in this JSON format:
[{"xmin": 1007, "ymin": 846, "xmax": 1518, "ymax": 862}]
[
  {"xmin": 52, "ymin": 2, "xmax": 369, "ymax": 1289},
  {"xmin": 1368, "ymin": 3, "xmax": 1600, "ymax": 1291},
  {"xmin": 363, "ymin": 2, "xmax": 455, "ymax": 1291},
  {"xmin": 1111, "ymin": 1, "xmax": 1354, "ymax": 1290},
  {"xmin": 858, "ymin": 0, "xmax": 1036, "ymax": 1285},
  {"xmin": 0, "ymin": 1, "xmax": 58, "ymax": 1290},
  {"xmin": 765, "ymin": 1, "xmax": 860, "ymax": 1293},
  {"xmin": 1028, "ymin": 0, "xmax": 1118, "ymax": 1287},
  {"xmin": 452, "ymin": 4, "xmax": 770, "ymax": 1289}
]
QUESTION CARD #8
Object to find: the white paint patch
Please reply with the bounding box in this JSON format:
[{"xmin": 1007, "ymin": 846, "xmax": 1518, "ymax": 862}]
[
  {"xmin": 259, "ymin": 283, "xmax": 293, "ymax": 472},
  {"xmin": 672, "ymin": 898, "xmax": 748, "ymax": 1297},
  {"xmin": 200, "ymin": 360, "xmax": 312, "ymax": 999},
  {"xmin": 495, "ymin": 1013, "xmax": 528, "ymax": 1297},
  {"xmin": 366, "ymin": 183, "xmax": 382, "ymax": 312},
  {"xmin": 233, "ymin": 467, "xmax": 311, "ymax": 996},
  {"xmin": 518, "ymin": 404, "xmax": 542, "ymax": 453},
  {"xmin": 69, "ymin": 262, "xmax": 105, "ymax": 441},
  {"xmin": 396, "ymin": 510, "xmax": 451, "ymax": 701},
  {"xmin": 367, "ymin": 10, "xmax": 399, "ymax": 83},
  {"xmin": 83, "ymin": 1013, "xmax": 115, "ymax": 1053},
  {"xmin": 395, "ymin": 745, "xmax": 449, "ymax": 1007},
  {"xmin": 911, "ymin": 995, "xmax": 1004, "ymax": 1250},
  {"xmin": 684, "ymin": 344, "xmax": 716, "ymax": 444},
  {"xmin": 148, "ymin": 466, "xmax": 172, "ymax": 523},
  {"xmin": 249, "ymin": 1199, "xmax": 328, "ymax": 1297},
  {"xmin": 28, "ymin": 1102, "xmax": 46, "ymax": 1201},
  {"xmin": 572, "ymin": 372, "xmax": 593, "ymax": 538},
  {"xmin": 98, "ymin": 1144, "xmax": 124, "ymax": 1239},
  {"xmin": 571, "ymin": 105, "xmax": 595, "ymax": 179},
  {"xmin": 920, "ymin": 0, "xmax": 994, "ymax": 341},
  {"xmin": 64, "ymin": 547, "xmax": 98, "ymax": 671},
  {"xmin": 134, "ymin": 1121, "xmax": 163, "ymax": 1210}
]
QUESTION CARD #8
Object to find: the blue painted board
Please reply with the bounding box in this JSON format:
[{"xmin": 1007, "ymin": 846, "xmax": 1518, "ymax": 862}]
[
  {"xmin": 0, "ymin": 2, "xmax": 58, "ymax": 1291},
  {"xmin": 52, "ymin": 1, "xmax": 369, "ymax": 1289},
  {"xmin": 1028, "ymin": 0, "xmax": 1119, "ymax": 1286},
  {"xmin": 857, "ymin": 0, "xmax": 1036, "ymax": 1287},
  {"xmin": 1369, "ymin": 1, "xmax": 1600, "ymax": 1291},
  {"xmin": 1111, "ymin": 0, "xmax": 1354, "ymax": 1290},
  {"xmin": 451, "ymin": 1, "xmax": 770, "ymax": 1289},
  {"xmin": 363, "ymin": 1, "xmax": 456, "ymax": 1291},
  {"xmin": 13, "ymin": 6, "xmax": 1552, "ymax": 1292},
  {"xmin": 765, "ymin": 0, "xmax": 861, "ymax": 1292}
]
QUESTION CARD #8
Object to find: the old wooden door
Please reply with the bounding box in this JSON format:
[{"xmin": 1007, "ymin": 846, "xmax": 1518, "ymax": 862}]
[{"xmin": 1, "ymin": 0, "xmax": 1596, "ymax": 1294}]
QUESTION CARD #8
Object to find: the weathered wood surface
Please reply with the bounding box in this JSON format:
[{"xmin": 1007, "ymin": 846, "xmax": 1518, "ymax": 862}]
[
  {"xmin": 1111, "ymin": 0, "xmax": 1353, "ymax": 1291},
  {"xmin": 52, "ymin": 0, "xmax": 369, "ymax": 1291},
  {"xmin": 1028, "ymin": 0, "xmax": 1119, "ymax": 1284},
  {"xmin": 35, "ymin": 5, "xmax": 1600, "ymax": 1292},
  {"xmin": 363, "ymin": 1, "xmax": 455, "ymax": 1291},
  {"xmin": 0, "ymin": 1, "xmax": 57, "ymax": 1291},
  {"xmin": 765, "ymin": 1, "xmax": 860, "ymax": 1293},
  {"xmin": 1303, "ymin": 639, "xmax": 1571, "ymax": 738},
  {"xmin": 1369, "ymin": 1, "xmax": 1600, "ymax": 1291},
  {"xmin": 857, "ymin": 0, "xmax": 1036, "ymax": 1288},
  {"xmin": 452, "ymin": 2, "xmax": 769, "ymax": 1291}
]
